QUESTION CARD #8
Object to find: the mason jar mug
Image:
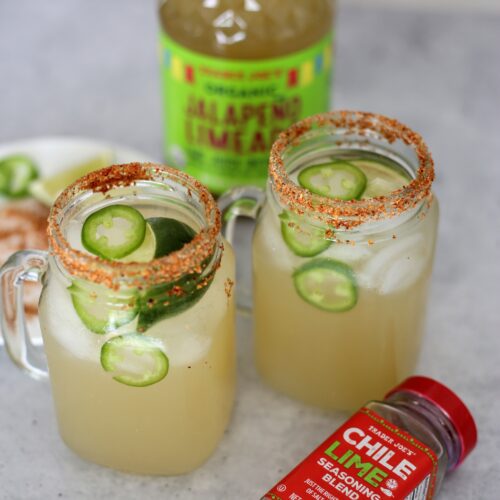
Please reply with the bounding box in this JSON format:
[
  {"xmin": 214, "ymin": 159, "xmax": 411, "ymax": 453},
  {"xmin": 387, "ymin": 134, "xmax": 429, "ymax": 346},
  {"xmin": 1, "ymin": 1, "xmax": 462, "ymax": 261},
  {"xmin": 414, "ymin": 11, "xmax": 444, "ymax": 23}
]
[
  {"xmin": 0, "ymin": 163, "xmax": 236, "ymax": 475},
  {"xmin": 222, "ymin": 111, "xmax": 438, "ymax": 411}
]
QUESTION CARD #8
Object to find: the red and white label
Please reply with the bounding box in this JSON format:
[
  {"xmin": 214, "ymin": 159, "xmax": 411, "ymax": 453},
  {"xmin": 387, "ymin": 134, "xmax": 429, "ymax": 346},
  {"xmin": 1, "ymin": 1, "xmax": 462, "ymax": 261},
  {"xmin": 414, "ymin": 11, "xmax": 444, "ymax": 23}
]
[{"xmin": 263, "ymin": 408, "xmax": 438, "ymax": 500}]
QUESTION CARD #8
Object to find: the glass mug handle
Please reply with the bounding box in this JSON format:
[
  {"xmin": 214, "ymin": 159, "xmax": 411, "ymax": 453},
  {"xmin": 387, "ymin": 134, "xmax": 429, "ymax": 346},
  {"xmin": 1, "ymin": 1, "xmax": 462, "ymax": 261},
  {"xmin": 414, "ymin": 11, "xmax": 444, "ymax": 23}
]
[
  {"xmin": 0, "ymin": 249, "xmax": 49, "ymax": 380},
  {"xmin": 218, "ymin": 186, "xmax": 266, "ymax": 241},
  {"xmin": 218, "ymin": 186, "xmax": 266, "ymax": 312}
]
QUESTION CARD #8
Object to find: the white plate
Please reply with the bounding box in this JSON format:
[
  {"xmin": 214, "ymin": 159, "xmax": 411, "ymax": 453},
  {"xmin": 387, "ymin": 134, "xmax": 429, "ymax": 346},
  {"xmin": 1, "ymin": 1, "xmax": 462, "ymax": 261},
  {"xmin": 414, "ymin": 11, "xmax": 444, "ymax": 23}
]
[
  {"xmin": 0, "ymin": 136, "xmax": 158, "ymax": 347},
  {"xmin": 0, "ymin": 136, "xmax": 157, "ymax": 184}
]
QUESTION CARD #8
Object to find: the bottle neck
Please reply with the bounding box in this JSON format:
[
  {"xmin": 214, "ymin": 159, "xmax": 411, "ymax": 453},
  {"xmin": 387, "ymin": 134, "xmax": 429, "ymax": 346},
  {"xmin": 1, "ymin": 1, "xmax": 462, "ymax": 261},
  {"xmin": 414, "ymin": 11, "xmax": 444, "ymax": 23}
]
[{"xmin": 386, "ymin": 392, "xmax": 463, "ymax": 472}]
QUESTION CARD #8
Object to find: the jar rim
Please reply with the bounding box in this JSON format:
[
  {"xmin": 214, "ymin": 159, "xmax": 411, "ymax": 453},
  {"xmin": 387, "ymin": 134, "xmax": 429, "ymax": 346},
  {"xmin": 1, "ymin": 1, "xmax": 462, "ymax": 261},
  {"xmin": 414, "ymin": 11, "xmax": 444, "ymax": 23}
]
[
  {"xmin": 47, "ymin": 162, "xmax": 222, "ymax": 289},
  {"xmin": 269, "ymin": 110, "xmax": 435, "ymax": 230}
]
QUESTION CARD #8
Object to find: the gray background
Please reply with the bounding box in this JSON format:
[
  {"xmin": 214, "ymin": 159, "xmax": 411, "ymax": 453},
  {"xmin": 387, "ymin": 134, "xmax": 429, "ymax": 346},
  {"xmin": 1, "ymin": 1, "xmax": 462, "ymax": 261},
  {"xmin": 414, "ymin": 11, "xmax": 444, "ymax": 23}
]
[{"xmin": 1, "ymin": 0, "xmax": 499, "ymax": 498}]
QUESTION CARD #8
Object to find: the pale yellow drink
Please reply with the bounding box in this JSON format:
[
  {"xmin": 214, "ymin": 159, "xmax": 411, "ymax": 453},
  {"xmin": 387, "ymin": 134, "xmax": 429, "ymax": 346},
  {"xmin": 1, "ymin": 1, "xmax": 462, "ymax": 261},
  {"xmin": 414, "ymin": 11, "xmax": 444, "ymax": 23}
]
[
  {"xmin": 253, "ymin": 149, "xmax": 438, "ymax": 410},
  {"xmin": 39, "ymin": 245, "xmax": 234, "ymax": 475}
]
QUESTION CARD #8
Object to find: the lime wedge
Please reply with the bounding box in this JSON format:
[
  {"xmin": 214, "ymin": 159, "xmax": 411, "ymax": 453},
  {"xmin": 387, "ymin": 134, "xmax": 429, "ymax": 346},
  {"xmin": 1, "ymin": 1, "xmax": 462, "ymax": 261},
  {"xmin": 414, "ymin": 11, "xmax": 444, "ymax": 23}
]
[
  {"xmin": 353, "ymin": 160, "xmax": 411, "ymax": 198},
  {"xmin": 119, "ymin": 217, "xmax": 196, "ymax": 263},
  {"xmin": 29, "ymin": 151, "xmax": 114, "ymax": 206},
  {"xmin": 147, "ymin": 217, "xmax": 196, "ymax": 258},
  {"xmin": 119, "ymin": 223, "xmax": 156, "ymax": 263}
]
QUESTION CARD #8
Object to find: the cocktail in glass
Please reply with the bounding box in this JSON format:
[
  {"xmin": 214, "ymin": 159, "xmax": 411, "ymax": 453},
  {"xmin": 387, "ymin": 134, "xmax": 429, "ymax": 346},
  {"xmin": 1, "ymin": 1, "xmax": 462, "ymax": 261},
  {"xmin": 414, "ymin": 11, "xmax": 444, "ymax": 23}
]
[
  {"xmin": 0, "ymin": 163, "xmax": 236, "ymax": 475},
  {"xmin": 251, "ymin": 111, "xmax": 438, "ymax": 410}
]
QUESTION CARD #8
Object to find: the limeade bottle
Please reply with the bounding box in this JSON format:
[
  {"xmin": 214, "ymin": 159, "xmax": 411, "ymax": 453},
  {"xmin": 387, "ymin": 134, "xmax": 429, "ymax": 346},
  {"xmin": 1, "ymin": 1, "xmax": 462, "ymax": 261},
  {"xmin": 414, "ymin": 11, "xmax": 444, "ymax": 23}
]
[
  {"xmin": 251, "ymin": 111, "xmax": 439, "ymax": 410},
  {"xmin": 159, "ymin": 0, "xmax": 336, "ymax": 194},
  {"xmin": 1, "ymin": 163, "xmax": 236, "ymax": 475}
]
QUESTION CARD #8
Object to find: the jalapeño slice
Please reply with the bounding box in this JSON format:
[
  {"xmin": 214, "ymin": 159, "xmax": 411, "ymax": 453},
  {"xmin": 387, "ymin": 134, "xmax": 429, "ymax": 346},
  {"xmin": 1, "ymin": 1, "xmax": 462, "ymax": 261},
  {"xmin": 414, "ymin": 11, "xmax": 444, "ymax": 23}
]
[
  {"xmin": 293, "ymin": 258, "xmax": 358, "ymax": 312},
  {"xmin": 82, "ymin": 204, "xmax": 146, "ymax": 260},
  {"xmin": 0, "ymin": 155, "xmax": 39, "ymax": 198},
  {"xmin": 134, "ymin": 219, "xmax": 205, "ymax": 330},
  {"xmin": 280, "ymin": 211, "xmax": 331, "ymax": 257},
  {"xmin": 298, "ymin": 161, "xmax": 367, "ymax": 200},
  {"xmin": 100, "ymin": 333, "xmax": 169, "ymax": 387},
  {"xmin": 69, "ymin": 280, "xmax": 138, "ymax": 334},
  {"xmin": 137, "ymin": 269, "xmax": 213, "ymax": 332}
]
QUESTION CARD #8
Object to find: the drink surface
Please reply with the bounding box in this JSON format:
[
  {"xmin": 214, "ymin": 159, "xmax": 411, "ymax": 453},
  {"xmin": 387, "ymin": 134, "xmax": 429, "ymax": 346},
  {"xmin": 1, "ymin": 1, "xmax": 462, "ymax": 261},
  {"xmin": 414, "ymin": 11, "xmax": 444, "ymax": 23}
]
[
  {"xmin": 39, "ymin": 198, "xmax": 236, "ymax": 474},
  {"xmin": 159, "ymin": 0, "xmax": 335, "ymax": 193},
  {"xmin": 253, "ymin": 151, "xmax": 439, "ymax": 410},
  {"xmin": 289, "ymin": 151, "xmax": 411, "ymax": 200}
]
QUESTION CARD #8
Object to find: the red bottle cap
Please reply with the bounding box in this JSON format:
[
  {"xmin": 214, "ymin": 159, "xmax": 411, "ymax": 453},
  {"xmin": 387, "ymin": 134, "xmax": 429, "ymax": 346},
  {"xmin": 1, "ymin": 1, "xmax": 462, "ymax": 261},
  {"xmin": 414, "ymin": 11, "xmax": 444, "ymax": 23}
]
[{"xmin": 385, "ymin": 376, "xmax": 477, "ymax": 468}]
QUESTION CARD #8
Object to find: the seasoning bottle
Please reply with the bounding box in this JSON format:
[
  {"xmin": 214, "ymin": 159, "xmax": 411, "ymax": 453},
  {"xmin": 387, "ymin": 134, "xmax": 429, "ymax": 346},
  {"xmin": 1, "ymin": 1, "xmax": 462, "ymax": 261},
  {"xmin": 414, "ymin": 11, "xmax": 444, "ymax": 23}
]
[
  {"xmin": 263, "ymin": 376, "xmax": 477, "ymax": 500},
  {"xmin": 158, "ymin": 0, "xmax": 336, "ymax": 194}
]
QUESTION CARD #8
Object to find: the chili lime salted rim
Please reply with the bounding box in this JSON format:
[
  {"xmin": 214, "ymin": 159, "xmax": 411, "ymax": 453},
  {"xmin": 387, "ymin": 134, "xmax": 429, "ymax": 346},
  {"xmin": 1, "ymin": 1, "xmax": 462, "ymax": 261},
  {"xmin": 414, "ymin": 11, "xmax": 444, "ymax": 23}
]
[
  {"xmin": 269, "ymin": 110, "xmax": 435, "ymax": 230},
  {"xmin": 47, "ymin": 162, "xmax": 222, "ymax": 290}
]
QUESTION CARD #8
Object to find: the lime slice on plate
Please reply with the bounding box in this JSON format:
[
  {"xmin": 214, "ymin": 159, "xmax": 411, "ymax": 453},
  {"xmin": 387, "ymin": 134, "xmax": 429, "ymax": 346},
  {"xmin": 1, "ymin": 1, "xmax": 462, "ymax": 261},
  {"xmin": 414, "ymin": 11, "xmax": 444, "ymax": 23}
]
[
  {"xmin": 0, "ymin": 155, "xmax": 39, "ymax": 198},
  {"xmin": 29, "ymin": 151, "xmax": 114, "ymax": 206}
]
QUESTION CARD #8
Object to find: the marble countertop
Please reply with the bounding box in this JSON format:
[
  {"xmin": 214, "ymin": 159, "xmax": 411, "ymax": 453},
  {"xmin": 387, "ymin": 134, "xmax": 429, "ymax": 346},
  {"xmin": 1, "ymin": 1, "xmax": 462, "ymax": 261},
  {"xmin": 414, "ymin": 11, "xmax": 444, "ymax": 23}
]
[{"xmin": 1, "ymin": 1, "xmax": 499, "ymax": 498}]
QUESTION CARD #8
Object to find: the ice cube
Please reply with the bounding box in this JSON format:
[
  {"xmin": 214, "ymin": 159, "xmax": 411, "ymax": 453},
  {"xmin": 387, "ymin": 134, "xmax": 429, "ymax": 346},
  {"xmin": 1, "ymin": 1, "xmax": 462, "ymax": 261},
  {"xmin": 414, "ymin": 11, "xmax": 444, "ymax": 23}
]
[
  {"xmin": 359, "ymin": 233, "xmax": 427, "ymax": 294},
  {"xmin": 161, "ymin": 329, "xmax": 211, "ymax": 367},
  {"xmin": 254, "ymin": 207, "xmax": 296, "ymax": 270},
  {"xmin": 145, "ymin": 252, "xmax": 233, "ymax": 367},
  {"xmin": 325, "ymin": 241, "xmax": 372, "ymax": 264},
  {"xmin": 39, "ymin": 276, "xmax": 104, "ymax": 361}
]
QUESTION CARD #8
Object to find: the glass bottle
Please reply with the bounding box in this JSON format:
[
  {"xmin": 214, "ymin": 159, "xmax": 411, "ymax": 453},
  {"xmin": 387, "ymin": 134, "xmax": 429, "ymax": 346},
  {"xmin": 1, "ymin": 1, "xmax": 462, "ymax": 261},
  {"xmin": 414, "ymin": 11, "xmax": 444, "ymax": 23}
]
[
  {"xmin": 263, "ymin": 376, "xmax": 477, "ymax": 499},
  {"xmin": 159, "ymin": 0, "xmax": 336, "ymax": 194}
]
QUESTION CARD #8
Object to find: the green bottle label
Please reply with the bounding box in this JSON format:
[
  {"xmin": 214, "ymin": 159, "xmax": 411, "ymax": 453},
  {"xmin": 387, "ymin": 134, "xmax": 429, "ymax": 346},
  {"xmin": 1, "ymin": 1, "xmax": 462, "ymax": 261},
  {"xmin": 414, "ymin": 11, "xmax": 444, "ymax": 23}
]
[{"xmin": 159, "ymin": 32, "xmax": 333, "ymax": 194}]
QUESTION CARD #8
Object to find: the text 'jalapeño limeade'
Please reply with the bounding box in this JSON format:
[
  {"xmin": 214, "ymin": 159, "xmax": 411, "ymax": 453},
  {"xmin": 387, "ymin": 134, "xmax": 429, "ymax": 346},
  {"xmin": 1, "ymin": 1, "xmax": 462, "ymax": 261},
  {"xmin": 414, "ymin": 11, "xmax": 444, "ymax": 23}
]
[
  {"xmin": 252, "ymin": 111, "xmax": 439, "ymax": 410},
  {"xmin": 159, "ymin": 0, "xmax": 336, "ymax": 193}
]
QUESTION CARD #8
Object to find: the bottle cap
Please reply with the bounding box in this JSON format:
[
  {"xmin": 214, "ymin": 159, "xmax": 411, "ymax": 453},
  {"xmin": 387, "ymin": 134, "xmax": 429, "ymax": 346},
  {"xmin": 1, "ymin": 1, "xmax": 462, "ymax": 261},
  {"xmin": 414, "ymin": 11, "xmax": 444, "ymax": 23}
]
[{"xmin": 385, "ymin": 376, "xmax": 477, "ymax": 468}]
